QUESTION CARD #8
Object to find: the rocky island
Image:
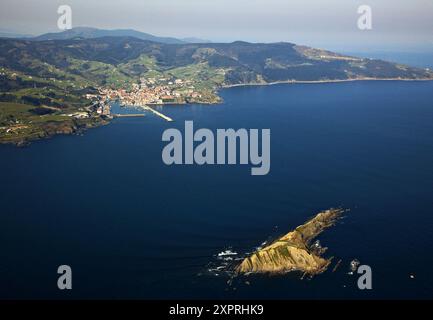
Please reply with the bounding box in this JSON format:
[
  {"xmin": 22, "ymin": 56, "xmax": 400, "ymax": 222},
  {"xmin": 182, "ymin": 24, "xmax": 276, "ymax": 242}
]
[{"xmin": 236, "ymin": 208, "xmax": 345, "ymax": 276}]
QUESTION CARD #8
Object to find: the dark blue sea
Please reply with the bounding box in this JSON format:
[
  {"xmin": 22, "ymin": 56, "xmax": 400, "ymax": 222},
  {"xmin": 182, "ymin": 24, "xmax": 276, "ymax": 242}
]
[{"xmin": 1, "ymin": 80, "xmax": 433, "ymax": 299}]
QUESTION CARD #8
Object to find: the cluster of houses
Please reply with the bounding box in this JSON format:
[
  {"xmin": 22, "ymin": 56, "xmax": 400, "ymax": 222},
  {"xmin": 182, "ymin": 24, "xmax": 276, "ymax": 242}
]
[{"xmin": 96, "ymin": 77, "xmax": 202, "ymax": 106}]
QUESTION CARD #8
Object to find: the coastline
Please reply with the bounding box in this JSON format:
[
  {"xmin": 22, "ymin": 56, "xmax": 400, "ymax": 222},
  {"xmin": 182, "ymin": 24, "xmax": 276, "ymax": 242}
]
[
  {"xmin": 221, "ymin": 77, "xmax": 433, "ymax": 89},
  {"xmin": 2, "ymin": 76, "xmax": 433, "ymax": 147},
  {"xmin": 0, "ymin": 116, "xmax": 110, "ymax": 147}
]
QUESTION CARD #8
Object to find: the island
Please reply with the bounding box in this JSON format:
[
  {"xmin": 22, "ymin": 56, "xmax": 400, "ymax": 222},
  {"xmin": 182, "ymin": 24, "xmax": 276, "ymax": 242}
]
[
  {"xmin": 1, "ymin": 35, "xmax": 432, "ymax": 145},
  {"xmin": 236, "ymin": 208, "xmax": 345, "ymax": 276}
]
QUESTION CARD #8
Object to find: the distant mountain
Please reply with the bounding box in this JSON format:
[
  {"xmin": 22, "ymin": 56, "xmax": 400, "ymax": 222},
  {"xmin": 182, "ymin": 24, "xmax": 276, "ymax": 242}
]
[
  {"xmin": 33, "ymin": 27, "xmax": 186, "ymax": 44},
  {"xmin": 0, "ymin": 31, "xmax": 33, "ymax": 39},
  {"xmin": 181, "ymin": 37, "xmax": 212, "ymax": 44}
]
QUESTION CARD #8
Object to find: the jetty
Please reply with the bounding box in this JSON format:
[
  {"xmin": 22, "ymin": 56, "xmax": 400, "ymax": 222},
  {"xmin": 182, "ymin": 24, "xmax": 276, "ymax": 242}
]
[
  {"xmin": 142, "ymin": 105, "xmax": 173, "ymax": 122},
  {"xmin": 112, "ymin": 105, "xmax": 173, "ymax": 121},
  {"xmin": 113, "ymin": 114, "xmax": 146, "ymax": 118}
]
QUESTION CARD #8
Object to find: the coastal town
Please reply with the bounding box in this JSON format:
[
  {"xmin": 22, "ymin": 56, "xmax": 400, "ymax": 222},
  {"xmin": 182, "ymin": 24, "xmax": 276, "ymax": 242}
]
[
  {"xmin": 72, "ymin": 75, "xmax": 219, "ymax": 122},
  {"xmin": 1, "ymin": 76, "xmax": 205, "ymax": 140},
  {"xmin": 93, "ymin": 76, "xmax": 207, "ymax": 107}
]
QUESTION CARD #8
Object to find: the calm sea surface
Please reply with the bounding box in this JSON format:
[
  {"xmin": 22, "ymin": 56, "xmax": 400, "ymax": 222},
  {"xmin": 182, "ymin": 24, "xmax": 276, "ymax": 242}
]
[{"xmin": 1, "ymin": 80, "xmax": 433, "ymax": 299}]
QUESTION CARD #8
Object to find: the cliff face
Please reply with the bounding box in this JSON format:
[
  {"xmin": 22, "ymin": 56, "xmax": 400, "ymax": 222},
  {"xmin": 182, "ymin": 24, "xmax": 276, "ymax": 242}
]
[{"xmin": 236, "ymin": 208, "xmax": 344, "ymax": 275}]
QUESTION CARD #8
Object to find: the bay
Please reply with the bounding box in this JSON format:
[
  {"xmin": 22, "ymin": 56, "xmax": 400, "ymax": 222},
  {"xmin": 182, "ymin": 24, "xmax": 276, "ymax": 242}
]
[{"xmin": 1, "ymin": 80, "xmax": 433, "ymax": 299}]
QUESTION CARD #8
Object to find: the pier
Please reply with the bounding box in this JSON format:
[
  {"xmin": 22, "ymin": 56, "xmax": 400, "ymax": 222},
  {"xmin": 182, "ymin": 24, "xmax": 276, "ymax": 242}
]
[
  {"xmin": 142, "ymin": 105, "xmax": 173, "ymax": 122},
  {"xmin": 113, "ymin": 114, "xmax": 146, "ymax": 118},
  {"xmin": 112, "ymin": 105, "xmax": 173, "ymax": 122}
]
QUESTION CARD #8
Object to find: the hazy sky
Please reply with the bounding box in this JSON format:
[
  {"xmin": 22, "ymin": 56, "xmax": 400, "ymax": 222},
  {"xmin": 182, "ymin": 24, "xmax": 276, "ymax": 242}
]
[{"xmin": 1, "ymin": 0, "xmax": 432, "ymax": 51}]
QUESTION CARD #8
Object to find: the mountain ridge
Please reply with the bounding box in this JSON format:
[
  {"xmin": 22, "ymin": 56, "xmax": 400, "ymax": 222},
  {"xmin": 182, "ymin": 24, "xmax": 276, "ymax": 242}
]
[
  {"xmin": 32, "ymin": 27, "xmax": 206, "ymax": 44},
  {"xmin": 2, "ymin": 36, "xmax": 431, "ymax": 84}
]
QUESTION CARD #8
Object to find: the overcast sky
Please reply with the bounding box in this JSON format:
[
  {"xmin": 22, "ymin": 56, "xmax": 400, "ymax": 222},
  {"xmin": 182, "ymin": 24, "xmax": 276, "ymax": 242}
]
[{"xmin": 1, "ymin": 0, "xmax": 432, "ymax": 51}]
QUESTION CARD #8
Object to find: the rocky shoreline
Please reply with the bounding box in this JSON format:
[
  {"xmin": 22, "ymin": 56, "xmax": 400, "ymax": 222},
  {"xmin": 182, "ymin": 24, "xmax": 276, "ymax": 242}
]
[
  {"xmin": 236, "ymin": 208, "xmax": 346, "ymax": 276},
  {"xmin": 0, "ymin": 116, "xmax": 109, "ymax": 147}
]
